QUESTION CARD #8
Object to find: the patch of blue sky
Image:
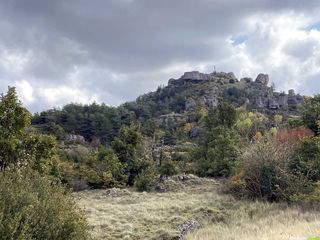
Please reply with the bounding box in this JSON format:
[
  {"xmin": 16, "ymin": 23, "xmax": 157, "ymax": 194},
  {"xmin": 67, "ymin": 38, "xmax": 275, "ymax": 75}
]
[
  {"xmin": 230, "ymin": 34, "xmax": 248, "ymax": 46},
  {"xmin": 304, "ymin": 21, "xmax": 320, "ymax": 31}
]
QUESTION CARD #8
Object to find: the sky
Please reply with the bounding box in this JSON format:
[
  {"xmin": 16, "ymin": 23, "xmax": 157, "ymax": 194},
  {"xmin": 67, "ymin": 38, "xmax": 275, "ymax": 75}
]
[{"xmin": 1, "ymin": 0, "xmax": 320, "ymax": 112}]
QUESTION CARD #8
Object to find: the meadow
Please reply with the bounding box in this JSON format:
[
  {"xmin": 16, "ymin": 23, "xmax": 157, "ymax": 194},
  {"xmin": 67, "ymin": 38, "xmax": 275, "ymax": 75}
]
[{"xmin": 74, "ymin": 175, "xmax": 320, "ymax": 240}]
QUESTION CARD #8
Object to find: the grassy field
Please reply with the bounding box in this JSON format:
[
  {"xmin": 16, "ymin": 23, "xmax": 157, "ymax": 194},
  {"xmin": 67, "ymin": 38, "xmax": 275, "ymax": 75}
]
[
  {"xmin": 185, "ymin": 204, "xmax": 320, "ymax": 240},
  {"xmin": 74, "ymin": 175, "xmax": 320, "ymax": 240}
]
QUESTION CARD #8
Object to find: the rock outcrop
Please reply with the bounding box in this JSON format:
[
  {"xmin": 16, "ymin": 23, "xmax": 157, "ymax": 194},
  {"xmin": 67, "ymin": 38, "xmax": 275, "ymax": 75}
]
[
  {"xmin": 255, "ymin": 73, "xmax": 269, "ymax": 85},
  {"xmin": 180, "ymin": 71, "xmax": 211, "ymax": 81},
  {"xmin": 65, "ymin": 134, "xmax": 85, "ymax": 144},
  {"xmin": 168, "ymin": 71, "xmax": 237, "ymax": 87}
]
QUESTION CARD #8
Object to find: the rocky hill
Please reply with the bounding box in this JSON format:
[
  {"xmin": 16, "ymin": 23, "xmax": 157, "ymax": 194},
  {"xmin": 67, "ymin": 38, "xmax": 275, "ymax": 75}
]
[
  {"xmin": 149, "ymin": 71, "xmax": 302, "ymax": 110},
  {"xmin": 136, "ymin": 71, "xmax": 304, "ymax": 125}
]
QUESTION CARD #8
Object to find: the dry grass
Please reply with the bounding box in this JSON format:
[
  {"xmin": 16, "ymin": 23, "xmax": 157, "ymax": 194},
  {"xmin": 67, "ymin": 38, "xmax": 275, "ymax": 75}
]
[
  {"xmin": 73, "ymin": 175, "xmax": 320, "ymax": 240},
  {"xmin": 74, "ymin": 176, "xmax": 235, "ymax": 240},
  {"xmin": 185, "ymin": 204, "xmax": 320, "ymax": 240}
]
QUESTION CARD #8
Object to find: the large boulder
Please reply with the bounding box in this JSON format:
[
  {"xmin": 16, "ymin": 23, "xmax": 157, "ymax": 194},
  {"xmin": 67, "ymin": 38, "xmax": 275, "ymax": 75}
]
[{"xmin": 255, "ymin": 73, "xmax": 269, "ymax": 85}]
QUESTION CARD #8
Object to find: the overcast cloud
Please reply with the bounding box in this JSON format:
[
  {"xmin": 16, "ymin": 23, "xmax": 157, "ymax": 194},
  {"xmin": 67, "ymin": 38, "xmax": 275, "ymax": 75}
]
[{"xmin": 0, "ymin": 0, "xmax": 320, "ymax": 112}]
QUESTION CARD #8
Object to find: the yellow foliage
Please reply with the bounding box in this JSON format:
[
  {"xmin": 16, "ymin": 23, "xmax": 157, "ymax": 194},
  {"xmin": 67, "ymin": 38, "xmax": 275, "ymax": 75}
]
[
  {"xmin": 183, "ymin": 123, "xmax": 194, "ymax": 134},
  {"xmin": 198, "ymin": 108, "xmax": 208, "ymax": 119},
  {"xmin": 274, "ymin": 114, "xmax": 283, "ymax": 125},
  {"xmin": 270, "ymin": 127, "xmax": 278, "ymax": 136},
  {"xmin": 253, "ymin": 131, "xmax": 263, "ymax": 141}
]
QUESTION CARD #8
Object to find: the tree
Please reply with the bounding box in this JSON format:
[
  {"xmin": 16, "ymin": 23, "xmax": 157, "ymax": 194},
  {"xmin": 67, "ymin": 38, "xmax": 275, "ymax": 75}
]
[
  {"xmin": 0, "ymin": 87, "xmax": 31, "ymax": 170},
  {"xmin": 0, "ymin": 87, "xmax": 89, "ymax": 239},
  {"xmin": 292, "ymin": 136, "xmax": 320, "ymax": 182},
  {"xmin": 235, "ymin": 108, "xmax": 268, "ymax": 143},
  {"xmin": 112, "ymin": 123, "xmax": 150, "ymax": 185},
  {"xmin": 193, "ymin": 101, "xmax": 239, "ymax": 177},
  {"xmin": 302, "ymin": 95, "xmax": 320, "ymax": 135},
  {"xmin": 96, "ymin": 149, "xmax": 128, "ymax": 187},
  {"xmin": 23, "ymin": 133, "xmax": 56, "ymax": 174}
]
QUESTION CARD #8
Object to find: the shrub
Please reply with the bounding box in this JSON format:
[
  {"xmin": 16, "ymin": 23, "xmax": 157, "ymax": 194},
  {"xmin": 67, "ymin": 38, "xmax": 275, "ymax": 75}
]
[
  {"xmin": 291, "ymin": 136, "xmax": 320, "ymax": 182},
  {"xmin": 302, "ymin": 95, "xmax": 320, "ymax": 135},
  {"xmin": 0, "ymin": 169, "xmax": 89, "ymax": 240},
  {"xmin": 158, "ymin": 159, "xmax": 177, "ymax": 177},
  {"xmin": 228, "ymin": 135, "xmax": 310, "ymax": 201},
  {"xmin": 134, "ymin": 168, "xmax": 155, "ymax": 192}
]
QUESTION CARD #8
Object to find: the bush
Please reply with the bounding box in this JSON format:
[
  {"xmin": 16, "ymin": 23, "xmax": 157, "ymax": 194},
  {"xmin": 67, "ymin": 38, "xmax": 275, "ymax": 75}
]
[
  {"xmin": 158, "ymin": 159, "xmax": 177, "ymax": 177},
  {"xmin": 0, "ymin": 169, "xmax": 89, "ymax": 240},
  {"xmin": 134, "ymin": 169, "xmax": 155, "ymax": 192},
  {"xmin": 228, "ymin": 136, "xmax": 310, "ymax": 201},
  {"xmin": 292, "ymin": 136, "xmax": 320, "ymax": 182}
]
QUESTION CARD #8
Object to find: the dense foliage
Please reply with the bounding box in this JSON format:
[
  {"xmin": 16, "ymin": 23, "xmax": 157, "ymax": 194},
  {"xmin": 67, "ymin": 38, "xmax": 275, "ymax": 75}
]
[
  {"xmin": 228, "ymin": 94, "xmax": 320, "ymax": 202},
  {"xmin": 32, "ymin": 103, "xmax": 133, "ymax": 145},
  {"xmin": 192, "ymin": 102, "xmax": 239, "ymax": 177},
  {"xmin": 0, "ymin": 87, "xmax": 89, "ymax": 239},
  {"xmin": 0, "ymin": 87, "xmax": 31, "ymax": 170},
  {"xmin": 0, "ymin": 169, "xmax": 89, "ymax": 240},
  {"xmin": 302, "ymin": 95, "xmax": 320, "ymax": 135}
]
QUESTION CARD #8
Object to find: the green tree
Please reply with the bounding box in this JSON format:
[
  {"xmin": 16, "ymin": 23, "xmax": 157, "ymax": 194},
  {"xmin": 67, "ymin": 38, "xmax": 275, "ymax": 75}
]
[
  {"xmin": 96, "ymin": 149, "xmax": 128, "ymax": 187},
  {"xmin": 112, "ymin": 123, "xmax": 150, "ymax": 185},
  {"xmin": 0, "ymin": 87, "xmax": 31, "ymax": 170},
  {"xmin": 302, "ymin": 95, "xmax": 320, "ymax": 135},
  {"xmin": 23, "ymin": 133, "xmax": 56, "ymax": 174},
  {"xmin": 0, "ymin": 87, "xmax": 89, "ymax": 239},
  {"xmin": 291, "ymin": 137, "xmax": 320, "ymax": 182},
  {"xmin": 193, "ymin": 101, "xmax": 239, "ymax": 177}
]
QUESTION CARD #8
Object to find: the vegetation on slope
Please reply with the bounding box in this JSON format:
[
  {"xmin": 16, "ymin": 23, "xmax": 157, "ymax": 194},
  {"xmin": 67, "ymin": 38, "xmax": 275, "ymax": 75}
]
[{"xmin": 0, "ymin": 87, "xmax": 89, "ymax": 239}]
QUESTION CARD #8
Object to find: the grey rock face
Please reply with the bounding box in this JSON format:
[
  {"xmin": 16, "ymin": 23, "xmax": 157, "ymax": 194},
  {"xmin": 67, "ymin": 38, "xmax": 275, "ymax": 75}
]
[
  {"xmin": 181, "ymin": 71, "xmax": 211, "ymax": 81},
  {"xmin": 240, "ymin": 77, "xmax": 253, "ymax": 83},
  {"xmin": 185, "ymin": 98, "xmax": 197, "ymax": 110},
  {"xmin": 212, "ymin": 71, "xmax": 236, "ymax": 80},
  {"xmin": 255, "ymin": 73, "xmax": 269, "ymax": 85}
]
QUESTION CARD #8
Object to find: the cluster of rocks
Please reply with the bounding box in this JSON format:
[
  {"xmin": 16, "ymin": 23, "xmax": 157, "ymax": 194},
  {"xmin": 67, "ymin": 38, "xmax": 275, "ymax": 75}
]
[
  {"xmin": 65, "ymin": 134, "xmax": 85, "ymax": 144},
  {"xmin": 241, "ymin": 75, "xmax": 304, "ymax": 110},
  {"xmin": 156, "ymin": 112, "xmax": 185, "ymax": 125},
  {"xmin": 105, "ymin": 188, "xmax": 131, "ymax": 197},
  {"xmin": 175, "ymin": 220, "xmax": 200, "ymax": 239}
]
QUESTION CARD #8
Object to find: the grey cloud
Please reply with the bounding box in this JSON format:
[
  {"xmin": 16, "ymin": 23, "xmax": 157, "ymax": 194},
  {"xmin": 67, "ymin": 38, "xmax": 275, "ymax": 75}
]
[{"xmin": 0, "ymin": 0, "xmax": 320, "ymax": 111}]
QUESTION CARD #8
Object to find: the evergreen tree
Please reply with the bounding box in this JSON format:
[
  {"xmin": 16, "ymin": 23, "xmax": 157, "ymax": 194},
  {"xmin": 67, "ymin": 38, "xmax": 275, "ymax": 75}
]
[
  {"xmin": 0, "ymin": 87, "xmax": 31, "ymax": 170},
  {"xmin": 193, "ymin": 101, "xmax": 239, "ymax": 177},
  {"xmin": 111, "ymin": 123, "xmax": 150, "ymax": 185}
]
